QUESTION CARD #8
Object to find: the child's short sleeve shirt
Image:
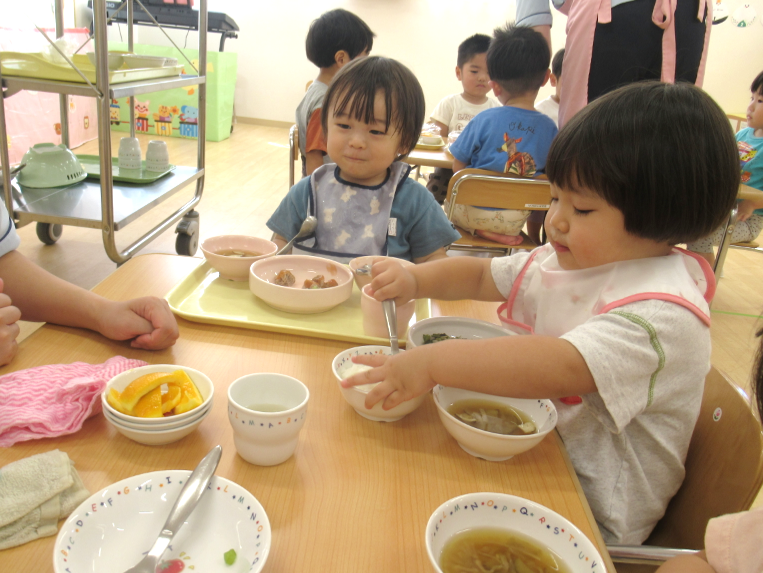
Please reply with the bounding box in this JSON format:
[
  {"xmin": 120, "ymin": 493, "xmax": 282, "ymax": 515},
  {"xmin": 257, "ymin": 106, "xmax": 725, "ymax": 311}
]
[
  {"xmin": 0, "ymin": 200, "xmax": 20, "ymax": 258},
  {"xmin": 267, "ymin": 169, "xmax": 460, "ymax": 261},
  {"xmin": 430, "ymin": 94, "xmax": 501, "ymax": 135},
  {"xmin": 737, "ymin": 128, "xmax": 763, "ymax": 215},
  {"xmin": 490, "ymin": 252, "xmax": 710, "ymax": 544},
  {"xmin": 449, "ymin": 106, "xmax": 558, "ymax": 176},
  {"xmin": 705, "ymin": 506, "xmax": 763, "ymax": 573}
]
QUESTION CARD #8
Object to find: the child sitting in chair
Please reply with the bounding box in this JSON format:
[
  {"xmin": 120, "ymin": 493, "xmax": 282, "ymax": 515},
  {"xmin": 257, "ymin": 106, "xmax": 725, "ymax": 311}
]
[
  {"xmin": 426, "ymin": 34, "xmax": 501, "ymax": 204},
  {"xmin": 448, "ymin": 23, "xmax": 558, "ymax": 246},
  {"xmin": 269, "ymin": 56, "xmax": 460, "ymax": 263},
  {"xmin": 296, "ymin": 9, "xmax": 375, "ymax": 177}
]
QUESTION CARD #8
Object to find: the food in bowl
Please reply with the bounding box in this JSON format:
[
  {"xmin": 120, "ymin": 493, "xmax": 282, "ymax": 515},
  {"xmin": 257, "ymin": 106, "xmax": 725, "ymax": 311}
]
[
  {"xmin": 423, "ymin": 333, "xmax": 466, "ymax": 344},
  {"xmin": 439, "ymin": 528, "xmax": 570, "ymax": 573},
  {"xmin": 302, "ymin": 275, "xmax": 338, "ymax": 289},
  {"xmin": 447, "ymin": 399, "xmax": 537, "ymax": 436},
  {"xmin": 218, "ymin": 249, "xmax": 262, "ymax": 257},
  {"xmin": 106, "ymin": 370, "xmax": 202, "ymax": 418},
  {"xmin": 201, "ymin": 235, "xmax": 278, "ymax": 281},
  {"xmin": 407, "ymin": 317, "xmax": 513, "ymax": 349}
]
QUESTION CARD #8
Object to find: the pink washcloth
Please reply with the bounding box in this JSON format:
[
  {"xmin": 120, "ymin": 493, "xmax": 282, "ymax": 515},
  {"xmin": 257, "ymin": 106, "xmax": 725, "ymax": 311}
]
[{"xmin": 0, "ymin": 356, "xmax": 147, "ymax": 447}]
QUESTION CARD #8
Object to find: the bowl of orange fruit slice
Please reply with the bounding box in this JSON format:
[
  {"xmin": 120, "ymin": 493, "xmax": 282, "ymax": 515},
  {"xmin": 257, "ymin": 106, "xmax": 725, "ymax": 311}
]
[{"xmin": 101, "ymin": 365, "xmax": 213, "ymax": 445}]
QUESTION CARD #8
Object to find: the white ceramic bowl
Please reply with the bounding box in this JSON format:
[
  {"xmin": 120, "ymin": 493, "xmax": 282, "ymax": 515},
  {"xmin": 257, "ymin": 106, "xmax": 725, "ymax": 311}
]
[
  {"xmin": 332, "ymin": 345, "xmax": 426, "ymax": 422},
  {"xmin": 86, "ymin": 51, "xmax": 124, "ymax": 70},
  {"xmin": 433, "ymin": 385, "xmax": 557, "ymax": 461},
  {"xmin": 104, "ymin": 408, "xmax": 209, "ymax": 446},
  {"xmin": 348, "ymin": 255, "xmax": 415, "ymax": 289},
  {"xmin": 250, "ymin": 255, "xmax": 353, "ymax": 314},
  {"xmin": 102, "ymin": 399, "xmax": 213, "ymax": 430},
  {"xmin": 201, "ymin": 235, "xmax": 278, "ymax": 281},
  {"xmin": 425, "ymin": 492, "xmax": 605, "ymax": 573},
  {"xmin": 54, "ymin": 470, "xmax": 271, "ymax": 573},
  {"xmin": 102, "ymin": 364, "xmax": 214, "ymax": 425},
  {"xmin": 407, "ymin": 316, "xmax": 513, "ymax": 349},
  {"xmin": 420, "ymin": 135, "xmax": 443, "ymax": 145}
]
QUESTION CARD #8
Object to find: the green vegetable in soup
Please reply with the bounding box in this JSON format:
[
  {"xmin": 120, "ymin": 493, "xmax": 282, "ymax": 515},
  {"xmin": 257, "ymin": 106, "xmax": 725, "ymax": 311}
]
[
  {"xmin": 422, "ymin": 333, "xmax": 465, "ymax": 344},
  {"xmin": 224, "ymin": 549, "xmax": 237, "ymax": 566}
]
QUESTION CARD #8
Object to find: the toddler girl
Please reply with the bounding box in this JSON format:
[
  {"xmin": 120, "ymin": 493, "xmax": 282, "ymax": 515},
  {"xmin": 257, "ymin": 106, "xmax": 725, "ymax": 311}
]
[
  {"xmin": 343, "ymin": 81, "xmax": 739, "ymax": 543},
  {"xmin": 268, "ymin": 56, "xmax": 460, "ymax": 263}
]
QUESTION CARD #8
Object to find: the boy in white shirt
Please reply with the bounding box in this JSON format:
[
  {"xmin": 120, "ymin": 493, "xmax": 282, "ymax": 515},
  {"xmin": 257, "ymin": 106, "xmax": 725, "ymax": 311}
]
[
  {"xmin": 426, "ymin": 34, "xmax": 501, "ymax": 203},
  {"xmin": 535, "ymin": 49, "xmax": 564, "ymax": 126}
]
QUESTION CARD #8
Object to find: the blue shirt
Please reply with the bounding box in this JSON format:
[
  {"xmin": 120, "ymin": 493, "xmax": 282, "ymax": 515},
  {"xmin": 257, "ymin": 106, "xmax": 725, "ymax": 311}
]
[
  {"xmin": 738, "ymin": 128, "xmax": 763, "ymax": 215},
  {"xmin": 267, "ymin": 170, "xmax": 461, "ymax": 261},
  {"xmin": 449, "ymin": 106, "xmax": 558, "ymax": 176}
]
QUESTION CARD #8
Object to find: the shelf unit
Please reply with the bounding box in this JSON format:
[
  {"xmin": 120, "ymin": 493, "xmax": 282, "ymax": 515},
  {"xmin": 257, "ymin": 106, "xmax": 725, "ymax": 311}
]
[{"xmin": 0, "ymin": 0, "xmax": 208, "ymax": 263}]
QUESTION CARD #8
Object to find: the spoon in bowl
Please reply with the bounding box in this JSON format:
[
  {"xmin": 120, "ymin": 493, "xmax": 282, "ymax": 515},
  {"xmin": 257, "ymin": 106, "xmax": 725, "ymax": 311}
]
[{"xmin": 275, "ymin": 215, "xmax": 317, "ymax": 256}]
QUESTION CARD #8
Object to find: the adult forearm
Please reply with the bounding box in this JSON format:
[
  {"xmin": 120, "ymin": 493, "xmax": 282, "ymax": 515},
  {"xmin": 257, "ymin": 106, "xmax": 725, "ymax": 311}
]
[{"xmin": 0, "ymin": 251, "xmax": 107, "ymax": 328}]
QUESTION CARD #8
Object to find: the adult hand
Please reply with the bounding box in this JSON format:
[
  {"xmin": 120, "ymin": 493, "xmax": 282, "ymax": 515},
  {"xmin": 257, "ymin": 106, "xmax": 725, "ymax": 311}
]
[
  {"xmin": 367, "ymin": 258, "xmax": 418, "ymax": 305},
  {"xmin": 0, "ymin": 278, "xmax": 21, "ymax": 366},
  {"xmin": 737, "ymin": 199, "xmax": 755, "ymax": 222},
  {"xmin": 340, "ymin": 347, "xmax": 437, "ymax": 410},
  {"xmin": 98, "ymin": 297, "xmax": 179, "ymax": 350}
]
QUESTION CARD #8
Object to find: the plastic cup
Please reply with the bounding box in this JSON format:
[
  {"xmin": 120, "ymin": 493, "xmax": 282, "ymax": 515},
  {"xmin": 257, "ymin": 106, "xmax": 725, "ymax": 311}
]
[
  {"xmin": 118, "ymin": 137, "xmax": 141, "ymax": 170},
  {"xmin": 360, "ymin": 284, "xmax": 415, "ymax": 338},
  {"xmin": 145, "ymin": 140, "xmax": 169, "ymax": 172}
]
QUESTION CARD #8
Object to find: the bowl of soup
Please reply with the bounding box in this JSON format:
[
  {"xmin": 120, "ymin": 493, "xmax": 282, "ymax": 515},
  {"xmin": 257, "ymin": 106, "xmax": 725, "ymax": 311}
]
[
  {"xmin": 201, "ymin": 235, "xmax": 278, "ymax": 281},
  {"xmin": 426, "ymin": 492, "xmax": 605, "ymax": 573},
  {"xmin": 407, "ymin": 316, "xmax": 513, "ymax": 349},
  {"xmin": 433, "ymin": 386, "xmax": 557, "ymax": 461}
]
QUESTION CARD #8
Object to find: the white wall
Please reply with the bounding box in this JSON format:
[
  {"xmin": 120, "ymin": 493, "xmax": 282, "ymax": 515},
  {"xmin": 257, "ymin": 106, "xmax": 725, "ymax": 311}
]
[{"xmin": 45, "ymin": 0, "xmax": 763, "ymax": 120}]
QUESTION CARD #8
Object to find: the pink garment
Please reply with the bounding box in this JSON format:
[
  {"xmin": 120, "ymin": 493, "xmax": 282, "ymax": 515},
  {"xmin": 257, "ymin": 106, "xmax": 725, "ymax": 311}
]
[
  {"xmin": 0, "ymin": 356, "xmax": 147, "ymax": 447},
  {"xmin": 557, "ymin": 0, "xmax": 712, "ymax": 127},
  {"xmin": 705, "ymin": 506, "xmax": 763, "ymax": 573}
]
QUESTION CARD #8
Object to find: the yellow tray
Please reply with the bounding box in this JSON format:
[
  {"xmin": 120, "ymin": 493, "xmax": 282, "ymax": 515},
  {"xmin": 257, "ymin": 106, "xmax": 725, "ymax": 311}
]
[
  {"xmin": 0, "ymin": 52, "xmax": 183, "ymax": 84},
  {"xmin": 415, "ymin": 141, "xmax": 447, "ymax": 151},
  {"xmin": 165, "ymin": 260, "xmax": 431, "ymax": 346}
]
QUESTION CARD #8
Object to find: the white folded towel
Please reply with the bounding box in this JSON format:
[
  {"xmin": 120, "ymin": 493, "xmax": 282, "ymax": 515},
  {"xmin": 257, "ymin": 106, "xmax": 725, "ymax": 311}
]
[{"xmin": 0, "ymin": 450, "xmax": 89, "ymax": 550}]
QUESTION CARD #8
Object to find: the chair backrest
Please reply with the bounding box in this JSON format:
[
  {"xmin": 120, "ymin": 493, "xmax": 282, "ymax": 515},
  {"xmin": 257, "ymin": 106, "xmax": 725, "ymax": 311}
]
[
  {"xmin": 444, "ymin": 168, "xmax": 551, "ymax": 221},
  {"xmin": 646, "ymin": 366, "xmax": 763, "ymax": 549},
  {"xmin": 289, "ymin": 124, "xmax": 299, "ymax": 188}
]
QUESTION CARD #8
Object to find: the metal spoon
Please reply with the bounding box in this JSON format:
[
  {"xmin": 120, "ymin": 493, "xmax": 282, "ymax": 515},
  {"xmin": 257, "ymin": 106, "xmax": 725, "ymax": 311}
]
[
  {"xmin": 275, "ymin": 215, "xmax": 317, "ymax": 255},
  {"xmin": 355, "ymin": 264, "xmax": 372, "ymax": 275},
  {"xmin": 382, "ymin": 299, "xmax": 399, "ymax": 354},
  {"xmin": 121, "ymin": 445, "xmax": 222, "ymax": 573}
]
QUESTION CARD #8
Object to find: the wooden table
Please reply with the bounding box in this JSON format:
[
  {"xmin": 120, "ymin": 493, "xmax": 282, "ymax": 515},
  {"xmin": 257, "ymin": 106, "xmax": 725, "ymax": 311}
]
[
  {"xmin": 0, "ymin": 254, "xmax": 614, "ymax": 573},
  {"xmin": 404, "ymin": 147, "xmax": 454, "ymax": 170}
]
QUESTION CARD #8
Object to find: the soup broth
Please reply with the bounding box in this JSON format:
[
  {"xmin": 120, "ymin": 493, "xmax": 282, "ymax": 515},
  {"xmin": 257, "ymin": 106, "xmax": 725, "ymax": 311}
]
[
  {"xmin": 217, "ymin": 249, "xmax": 262, "ymax": 257},
  {"xmin": 440, "ymin": 528, "xmax": 570, "ymax": 573},
  {"xmin": 447, "ymin": 399, "xmax": 537, "ymax": 435}
]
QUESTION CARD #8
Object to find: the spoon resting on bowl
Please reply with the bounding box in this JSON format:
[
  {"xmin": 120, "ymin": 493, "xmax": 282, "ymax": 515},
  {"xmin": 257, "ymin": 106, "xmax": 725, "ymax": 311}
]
[{"xmin": 275, "ymin": 216, "xmax": 318, "ymax": 256}]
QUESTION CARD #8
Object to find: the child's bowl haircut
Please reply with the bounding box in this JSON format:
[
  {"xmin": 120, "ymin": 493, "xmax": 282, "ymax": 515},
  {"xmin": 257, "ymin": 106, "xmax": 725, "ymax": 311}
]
[
  {"xmin": 551, "ymin": 49, "xmax": 565, "ymax": 79},
  {"xmin": 457, "ymin": 34, "xmax": 492, "ymax": 69},
  {"xmin": 752, "ymin": 71, "xmax": 763, "ymax": 95},
  {"xmin": 320, "ymin": 56, "xmax": 425, "ymax": 158},
  {"xmin": 306, "ymin": 9, "xmax": 375, "ymax": 69},
  {"xmin": 546, "ymin": 82, "xmax": 739, "ymax": 245},
  {"xmin": 487, "ymin": 23, "xmax": 550, "ymax": 95}
]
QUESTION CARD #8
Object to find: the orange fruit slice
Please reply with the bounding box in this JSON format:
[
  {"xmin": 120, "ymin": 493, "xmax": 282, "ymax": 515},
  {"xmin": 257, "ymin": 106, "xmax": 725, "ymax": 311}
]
[
  {"xmin": 107, "ymin": 388, "xmax": 131, "ymax": 414},
  {"xmin": 118, "ymin": 371, "xmax": 180, "ymax": 411},
  {"xmin": 173, "ymin": 370, "xmax": 203, "ymax": 414},
  {"xmin": 161, "ymin": 384, "xmax": 182, "ymax": 414},
  {"xmin": 132, "ymin": 386, "xmax": 163, "ymax": 418}
]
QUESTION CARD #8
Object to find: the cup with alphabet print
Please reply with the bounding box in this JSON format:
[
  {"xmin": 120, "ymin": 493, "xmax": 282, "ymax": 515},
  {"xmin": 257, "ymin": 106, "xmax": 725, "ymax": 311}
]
[{"xmin": 228, "ymin": 373, "xmax": 309, "ymax": 466}]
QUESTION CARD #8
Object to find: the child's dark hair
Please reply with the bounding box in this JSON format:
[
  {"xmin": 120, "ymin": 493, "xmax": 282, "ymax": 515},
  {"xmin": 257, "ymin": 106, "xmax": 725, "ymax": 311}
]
[
  {"xmin": 487, "ymin": 23, "xmax": 550, "ymax": 95},
  {"xmin": 320, "ymin": 56, "xmax": 425, "ymax": 159},
  {"xmin": 305, "ymin": 9, "xmax": 375, "ymax": 69},
  {"xmin": 546, "ymin": 81, "xmax": 739, "ymax": 244},
  {"xmin": 552, "ymin": 49, "xmax": 565, "ymax": 79},
  {"xmin": 457, "ymin": 34, "xmax": 491, "ymax": 69},
  {"xmin": 752, "ymin": 71, "xmax": 763, "ymax": 95}
]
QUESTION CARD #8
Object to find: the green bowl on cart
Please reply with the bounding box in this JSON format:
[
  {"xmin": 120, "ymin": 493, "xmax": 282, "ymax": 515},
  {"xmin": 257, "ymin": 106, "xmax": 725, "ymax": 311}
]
[{"xmin": 18, "ymin": 143, "xmax": 86, "ymax": 188}]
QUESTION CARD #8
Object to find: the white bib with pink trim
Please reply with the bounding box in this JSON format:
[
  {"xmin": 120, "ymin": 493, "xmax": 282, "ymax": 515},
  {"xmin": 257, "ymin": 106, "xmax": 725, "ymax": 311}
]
[{"xmin": 497, "ymin": 243, "xmax": 714, "ymax": 337}]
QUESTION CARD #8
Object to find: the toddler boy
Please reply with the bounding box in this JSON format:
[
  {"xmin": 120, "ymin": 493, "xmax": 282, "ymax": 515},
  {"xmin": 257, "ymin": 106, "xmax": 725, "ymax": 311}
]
[
  {"xmin": 535, "ymin": 49, "xmax": 564, "ymax": 126},
  {"xmin": 448, "ymin": 23, "xmax": 558, "ymax": 245},
  {"xmin": 427, "ymin": 34, "xmax": 501, "ymax": 204},
  {"xmin": 296, "ymin": 9, "xmax": 374, "ymax": 177}
]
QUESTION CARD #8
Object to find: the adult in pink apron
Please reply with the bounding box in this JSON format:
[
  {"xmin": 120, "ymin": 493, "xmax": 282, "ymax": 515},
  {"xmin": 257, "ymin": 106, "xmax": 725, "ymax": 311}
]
[{"xmin": 516, "ymin": 0, "xmax": 712, "ymax": 126}]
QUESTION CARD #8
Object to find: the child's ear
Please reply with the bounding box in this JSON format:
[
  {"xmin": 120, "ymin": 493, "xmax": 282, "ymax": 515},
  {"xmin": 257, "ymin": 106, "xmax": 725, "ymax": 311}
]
[
  {"xmin": 549, "ymin": 73, "xmax": 558, "ymax": 88},
  {"xmin": 455, "ymin": 66, "xmax": 463, "ymax": 81},
  {"xmin": 541, "ymin": 69, "xmax": 551, "ymax": 87},
  {"xmin": 489, "ymin": 80, "xmax": 502, "ymax": 98},
  {"xmin": 335, "ymin": 50, "xmax": 350, "ymax": 68}
]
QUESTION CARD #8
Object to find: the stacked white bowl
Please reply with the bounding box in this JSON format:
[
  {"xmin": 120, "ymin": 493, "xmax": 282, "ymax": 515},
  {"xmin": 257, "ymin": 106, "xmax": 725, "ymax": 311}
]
[{"xmin": 101, "ymin": 364, "xmax": 214, "ymax": 445}]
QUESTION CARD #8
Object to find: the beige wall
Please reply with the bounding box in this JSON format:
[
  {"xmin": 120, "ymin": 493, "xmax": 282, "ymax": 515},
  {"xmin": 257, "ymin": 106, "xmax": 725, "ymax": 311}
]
[{"xmin": 55, "ymin": 0, "xmax": 763, "ymax": 121}]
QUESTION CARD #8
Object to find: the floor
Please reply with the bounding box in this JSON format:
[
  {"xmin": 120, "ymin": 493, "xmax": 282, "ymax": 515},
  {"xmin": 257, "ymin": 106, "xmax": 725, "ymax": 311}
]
[{"xmin": 14, "ymin": 123, "xmax": 763, "ymax": 506}]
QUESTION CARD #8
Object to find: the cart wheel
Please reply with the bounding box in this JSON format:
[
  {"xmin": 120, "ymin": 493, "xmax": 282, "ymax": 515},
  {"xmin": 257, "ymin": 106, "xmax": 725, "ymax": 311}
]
[
  {"xmin": 36, "ymin": 223, "xmax": 63, "ymax": 245},
  {"xmin": 176, "ymin": 231, "xmax": 198, "ymax": 256}
]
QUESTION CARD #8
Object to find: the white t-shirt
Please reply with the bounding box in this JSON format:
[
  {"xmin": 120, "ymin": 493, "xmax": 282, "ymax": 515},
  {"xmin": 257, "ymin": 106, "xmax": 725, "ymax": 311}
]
[
  {"xmin": 535, "ymin": 96, "xmax": 559, "ymax": 126},
  {"xmin": 0, "ymin": 200, "xmax": 20, "ymax": 258},
  {"xmin": 430, "ymin": 93, "xmax": 501, "ymax": 135},
  {"xmin": 491, "ymin": 251, "xmax": 710, "ymax": 544}
]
